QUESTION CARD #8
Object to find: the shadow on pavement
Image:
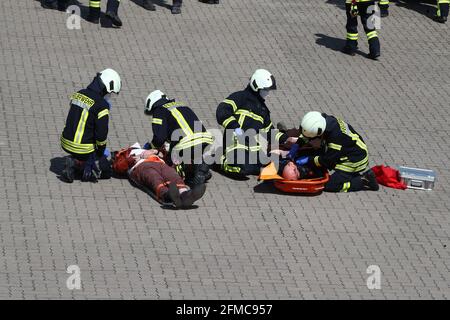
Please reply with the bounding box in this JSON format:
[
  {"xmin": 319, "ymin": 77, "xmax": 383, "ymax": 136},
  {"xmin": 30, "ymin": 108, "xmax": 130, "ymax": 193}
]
[
  {"xmin": 315, "ymin": 33, "xmax": 369, "ymax": 59},
  {"xmin": 129, "ymin": 0, "xmax": 172, "ymax": 10},
  {"xmin": 395, "ymin": 0, "xmax": 437, "ymax": 20}
]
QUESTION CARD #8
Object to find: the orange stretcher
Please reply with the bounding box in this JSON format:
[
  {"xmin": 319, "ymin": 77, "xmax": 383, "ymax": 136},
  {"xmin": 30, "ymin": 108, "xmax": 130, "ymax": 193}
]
[{"xmin": 258, "ymin": 162, "xmax": 330, "ymax": 194}]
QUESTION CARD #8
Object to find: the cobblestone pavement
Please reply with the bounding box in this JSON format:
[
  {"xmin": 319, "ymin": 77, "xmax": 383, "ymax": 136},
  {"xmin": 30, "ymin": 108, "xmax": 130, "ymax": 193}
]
[{"xmin": 0, "ymin": 0, "xmax": 449, "ymax": 299}]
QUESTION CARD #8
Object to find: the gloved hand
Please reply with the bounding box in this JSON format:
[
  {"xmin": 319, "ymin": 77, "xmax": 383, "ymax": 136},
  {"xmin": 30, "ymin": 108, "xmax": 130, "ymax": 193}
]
[
  {"xmin": 287, "ymin": 143, "xmax": 299, "ymax": 159},
  {"xmin": 98, "ymin": 155, "xmax": 112, "ymax": 179},
  {"xmin": 82, "ymin": 154, "xmax": 100, "ymax": 182},
  {"xmin": 234, "ymin": 128, "xmax": 244, "ymax": 136},
  {"xmin": 103, "ymin": 148, "xmax": 111, "ymax": 158},
  {"xmin": 295, "ymin": 156, "xmax": 309, "ymax": 166},
  {"xmin": 143, "ymin": 142, "xmax": 151, "ymax": 150}
]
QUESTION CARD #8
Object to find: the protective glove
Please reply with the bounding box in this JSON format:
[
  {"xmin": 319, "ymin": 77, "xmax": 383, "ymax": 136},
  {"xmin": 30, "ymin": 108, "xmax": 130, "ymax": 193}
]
[
  {"xmin": 234, "ymin": 128, "xmax": 244, "ymax": 136},
  {"xmin": 103, "ymin": 148, "xmax": 111, "ymax": 158},
  {"xmin": 98, "ymin": 155, "xmax": 112, "ymax": 179},
  {"xmin": 287, "ymin": 143, "xmax": 300, "ymax": 160},
  {"xmin": 143, "ymin": 142, "xmax": 151, "ymax": 150},
  {"xmin": 82, "ymin": 154, "xmax": 100, "ymax": 182},
  {"xmin": 295, "ymin": 156, "xmax": 309, "ymax": 166}
]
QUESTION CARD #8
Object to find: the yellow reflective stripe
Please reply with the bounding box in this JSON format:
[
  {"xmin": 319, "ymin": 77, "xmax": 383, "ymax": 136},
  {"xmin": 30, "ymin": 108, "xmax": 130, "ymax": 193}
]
[
  {"xmin": 341, "ymin": 182, "xmax": 351, "ymax": 193},
  {"xmin": 221, "ymin": 156, "xmax": 242, "ymax": 173},
  {"xmin": 174, "ymin": 133, "xmax": 214, "ymax": 150},
  {"xmin": 223, "ymin": 99, "xmax": 238, "ymax": 112},
  {"xmin": 222, "ymin": 116, "xmax": 236, "ymax": 128},
  {"xmin": 335, "ymin": 158, "xmax": 369, "ymax": 173},
  {"xmin": 169, "ymin": 108, "xmax": 194, "ymax": 136},
  {"xmin": 98, "ymin": 109, "xmax": 109, "ymax": 120},
  {"xmin": 238, "ymin": 114, "xmax": 246, "ymax": 127},
  {"xmin": 152, "ymin": 118, "xmax": 163, "ymax": 125},
  {"xmin": 96, "ymin": 139, "xmax": 107, "ymax": 146},
  {"xmin": 249, "ymin": 145, "xmax": 261, "ymax": 152},
  {"xmin": 261, "ymin": 121, "xmax": 273, "ymax": 133},
  {"xmin": 275, "ymin": 132, "xmax": 284, "ymax": 142},
  {"xmin": 379, "ymin": 0, "xmax": 389, "ymax": 4},
  {"xmin": 328, "ymin": 143, "xmax": 342, "ymax": 151},
  {"xmin": 225, "ymin": 144, "xmax": 248, "ymax": 154},
  {"xmin": 61, "ymin": 136, "xmax": 95, "ymax": 154},
  {"xmin": 366, "ymin": 31, "xmax": 378, "ymax": 40},
  {"xmin": 89, "ymin": 1, "xmax": 101, "ymax": 8},
  {"xmin": 74, "ymin": 109, "xmax": 89, "ymax": 144},
  {"xmin": 235, "ymin": 109, "xmax": 264, "ymax": 124},
  {"xmin": 314, "ymin": 156, "xmax": 321, "ymax": 167},
  {"xmin": 347, "ymin": 33, "xmax": 358, "ymax": 41}
]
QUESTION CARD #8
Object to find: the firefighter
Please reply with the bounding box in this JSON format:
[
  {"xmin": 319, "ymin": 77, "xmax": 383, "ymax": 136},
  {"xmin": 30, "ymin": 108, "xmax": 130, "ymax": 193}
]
[
  {"xmin": 434, "ymin": 0, "xmax": 449, "ymax": 23},
  {"xmin": 144, "ymin": 90, "xmax": 214, "ymax": 186},
  {"xmin": 292, "ymin": 111, "xmax": 379, "ymax": 192},
  {"xmin": 41, "ymin": 0, "xmax": 68, "ymax": 11},
  {"xmin": 216, "ymin": 69, "xmax": 293, "ymax": 177},
  {"xmin": 88, "ymin": 0, "xmax": 122, "ymax": 26},
  {"xmin": 379, "ymin": 1, "xmax": 389, "ymax": 17},
  {"xmin": 343, "ymin": 0, "xmax": 381, "ymax": 59},
  {"xmin": 60, "ymin": 69, "xmax": 121, "ymax": 183}
]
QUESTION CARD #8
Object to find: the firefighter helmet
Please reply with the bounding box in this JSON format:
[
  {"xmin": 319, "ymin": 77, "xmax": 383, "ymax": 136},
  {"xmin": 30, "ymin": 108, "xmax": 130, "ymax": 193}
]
[
  {"xmin": 249, "ymin": 69, "xmax": 277, "ymax": 92},
  {"xmin": 99, "ymin": 69, "xmax": 121, "ymax": 94},
  {"xmin": 301, "ymin": 111, "xmax": 326, "ymax": 138},
  {"xmin": 145, "ymin": 90, "xmax": 166, "ymax": 113}
]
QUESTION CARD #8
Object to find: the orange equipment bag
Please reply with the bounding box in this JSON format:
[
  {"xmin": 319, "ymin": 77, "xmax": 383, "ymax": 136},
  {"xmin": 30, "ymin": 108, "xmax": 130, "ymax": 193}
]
[{"xmin": 259, "ymin": 162, "xmax": 330, "ymax": 194}]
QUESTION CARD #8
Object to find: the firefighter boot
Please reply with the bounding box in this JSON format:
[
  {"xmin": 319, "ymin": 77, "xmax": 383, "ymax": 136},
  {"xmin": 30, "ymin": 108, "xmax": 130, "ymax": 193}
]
[
  {"xmin": 87, "ymin": 7, "xmax": 100, "ymax": 24},
  {"xmin": 61, "ymin": 156, "xmax": 76, "ymax": 183},
  {"xmin": 362, "ymin": 169, "xmax": 379, "ymax": 191},
  {"xmin": 342, "ymin": 40, "xmax": 358, "ymax": 56},
  {"xmin": 434, "ymin": 3, "xmax": 449, "ymax": 23},
  {"xmin": 172, "ymin": 0, "xmax": 182, "ymax": 14},
  {"xmin": 180, "ymin": 184, "xmax": 206, "ymax": 208},
  {"xmin": 143, "ymin": 0, "xmax": 156, "ymax": 11},
  {"xmin": 106, "ymin": 0, "xmax": 122, "ymax": 27},
  {"xmin": 368, "ymin": 37, "xmax": 380, "ymax": 60}
]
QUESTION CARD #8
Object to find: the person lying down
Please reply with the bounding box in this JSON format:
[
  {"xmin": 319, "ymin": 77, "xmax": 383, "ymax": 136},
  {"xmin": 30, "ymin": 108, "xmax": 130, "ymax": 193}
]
[{"xmin": 113, "ymin": 143, "xmax": 206, "ymax": 209}]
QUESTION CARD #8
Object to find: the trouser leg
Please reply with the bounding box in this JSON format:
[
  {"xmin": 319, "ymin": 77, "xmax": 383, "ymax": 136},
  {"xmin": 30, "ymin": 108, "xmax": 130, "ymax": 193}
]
[
  {"xmin": 89, "ymin": 0, "xmax": 101, "ymax": 20},
  {"xmin": 344, "ymin": 4, "xmax": 359, "ymax": 54},
  {"xmin": 106, "ymin": 0, "xmax": 120, "ymax": 15},
  {"xmin": 437, "ymin": 0, "xmax": 450, "ymax": 18},
  {"xmin": 324, "ymin": 170, "xmax": 364, "ymax": 193},
  {"xmin": 361, "ymin": 2, "xmax": 381, "ymax": 58}
]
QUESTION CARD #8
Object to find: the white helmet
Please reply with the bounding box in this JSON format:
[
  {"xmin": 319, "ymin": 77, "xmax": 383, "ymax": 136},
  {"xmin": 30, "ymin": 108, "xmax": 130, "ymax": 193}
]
[
  {"xmin": 301, "ymin": 111, "xmax": 326, "ymax": 138},
  {"xmin": 99, "ymin": 68, "xmax": 121, "ymax": 94},
  {"xmin": 249, "ymin": 69, "xmax": 277, "ymax": 92},
  {"xmin": 145, "ymin": 90, "xmax": 166, "ymax": 113}
]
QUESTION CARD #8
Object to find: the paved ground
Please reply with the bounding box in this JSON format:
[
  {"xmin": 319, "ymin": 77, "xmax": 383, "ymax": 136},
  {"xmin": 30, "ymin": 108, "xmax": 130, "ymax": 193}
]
[{"xmin": 0, "ymin": 0, "xmax": 449, "ymax": 299}]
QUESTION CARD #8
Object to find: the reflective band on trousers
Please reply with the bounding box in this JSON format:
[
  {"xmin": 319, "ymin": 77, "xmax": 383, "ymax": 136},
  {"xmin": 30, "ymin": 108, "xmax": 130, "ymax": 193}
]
[
  {"xmin": 89, "ymin": 0, "xmax": 101, "ymax": 8},
  {"xmin": 61, "ymin": 136, "xmax": 95, "ymax": 154}
]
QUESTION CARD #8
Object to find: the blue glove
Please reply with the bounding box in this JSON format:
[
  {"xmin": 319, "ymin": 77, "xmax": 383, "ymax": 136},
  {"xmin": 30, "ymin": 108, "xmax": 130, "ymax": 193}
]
[
  {"xmin": 103, "ymin": 148, "xmax": 111, "ymax": 158},
  {"xmin": 82, "ymin": 154, "xmax": 100, "ymax": 182},
  {"xmin": 143, "ymin": 142, "xmax": 151, "ymax": 150},
  {"xmin": 287, "ymin": 144, "xmax": 299, "ymax": 159},
  {"xmin": 234, "ymin": 128, "xmax": 244, "ymax": 136},
  {"xmin": 295, "ymin": 156, "xmax": 309, "ymax": 166}
]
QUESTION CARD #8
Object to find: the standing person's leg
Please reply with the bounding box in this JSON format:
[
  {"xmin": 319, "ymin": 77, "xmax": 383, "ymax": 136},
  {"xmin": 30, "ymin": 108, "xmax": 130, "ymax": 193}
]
[
  {"xmin": 88, "ymin": 0, "xmax": 101, "ymax": 24},
  {"xmin": 361, "ymin": 1, "xmax": 380, "ymax": 59},
  {"xmin": 343, "ymin": 3, "xmax": 359, "ymax": 55},
  {"xmin": 172, "ymin": 0, "xmax": 182, "ymax": 14},
  {"xmin": 379, "ymin": 0, "xmax": 389, "ymax": 17},
  {"xmin": 106, "ymin": 0, "xmax": 122, "ymax": 27},
  {"xmin": 435, "ymin": 0, "xmax": 450, "ymax": 23},
  {"xmin": 143, "ymin": 0, "xmax": 156, "ymax": 11}
]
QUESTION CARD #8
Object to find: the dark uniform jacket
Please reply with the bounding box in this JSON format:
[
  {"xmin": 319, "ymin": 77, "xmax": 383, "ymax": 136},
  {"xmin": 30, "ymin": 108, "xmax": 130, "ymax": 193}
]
[
  {"xmin": 150, "ymin": 98, "xmax": 213, "ymax": 151},
  {"xmin": 216, "ymin": 86, "xmax": 287, "ymax": 148},
  {"xmin": 310, "ymin": 114, "xmax": 368, "ymax": 173},
  {"xmin": 61, "ymin": 77, "xmax": 110, "ymax": 158}
]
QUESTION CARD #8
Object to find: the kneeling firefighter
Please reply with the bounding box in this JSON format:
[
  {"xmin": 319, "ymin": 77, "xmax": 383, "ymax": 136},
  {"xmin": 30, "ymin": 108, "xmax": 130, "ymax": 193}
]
[
  {"xmin": 291, "ymin": 111, "xmax": 379, "ymax": 192},
  {"xmin": 144, "ymin": 90, "xmax": 214, "ymax": 186},
  {"xmin": 60, "ymin": 68, "xmax": 121, "ymax": 182}
]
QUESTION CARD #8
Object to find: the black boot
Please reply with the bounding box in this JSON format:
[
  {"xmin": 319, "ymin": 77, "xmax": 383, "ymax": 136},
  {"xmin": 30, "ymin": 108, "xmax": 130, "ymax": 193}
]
[
  {"xmin": 61, "ymin": 156, "xmax": 75, "ymax": 183},
  {"xmin": 106, "ymin": 0, "xmax": 122, "ymax": 27},
  {"xmin": 180, "ymin": 184, "xmax": 206, "ymax": 208},
  {"xmin": 57, "ymin": 0, "xmax": 69, "ymax": 11},
  {"xmin": 362, "ymin": 169, "xmax": 379, "ymax": 191},
  {"xmin": 172, "ymin": 0, "xmax": 182, "ymax": 14},
  {"xmin": 87, "ymin": 8, "xmax": 100, "ymax": 24},
  {"xmin": 434, "ymin": 15, "xmax": 447, "ymax": 24},
  {"xmin": 168, "ymin": 183, "xmax": 183, "ymax": 208},
  {"xmin": 368, "ymin": 38, "xmax": 380, "ymax": 60},
  {"xmin": 143, "ymin": 0, "xmax": 156, "ymax": 11},
  {"xmin": 342, "ymin": 40, "xmax": 358, "ymax": 56}
]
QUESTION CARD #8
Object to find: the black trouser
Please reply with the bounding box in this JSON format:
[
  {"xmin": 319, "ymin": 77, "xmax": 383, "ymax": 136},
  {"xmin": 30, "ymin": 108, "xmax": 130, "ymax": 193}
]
[
  {"xmin": 345, "ymin": 2, "xmax": 380, "ymax": 54},
  {"xmin": 324, "ymin": 170, "xmax": 364, "ymax": 193},
  {"xmin": 171, "ymin": 142, "xmax": 211, "ymax": 185},
  {"xmin": 438, "ymin": 1, "xmax": 450, "ymax": 18}
]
